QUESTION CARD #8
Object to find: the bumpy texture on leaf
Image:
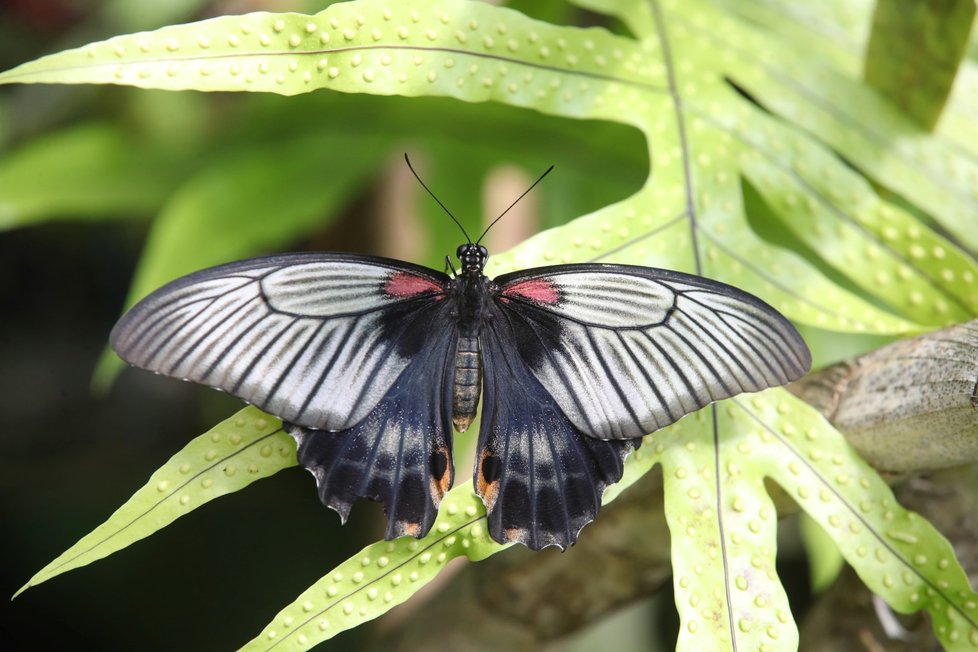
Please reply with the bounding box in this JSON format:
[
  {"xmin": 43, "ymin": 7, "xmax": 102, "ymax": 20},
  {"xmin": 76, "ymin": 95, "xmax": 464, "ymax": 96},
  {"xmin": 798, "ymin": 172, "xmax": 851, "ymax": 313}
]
[
  {"xmin": 606, "ymin": 390, "xmax": 978, "ymax": 650},
  {"xmin": 240, "ymin": 482, "xmax": 501, "ymax": 651},
  {"xmin": 744, "ymin": 391, "xmax": 978, "ymax": 649},
  {"xmin": 14, "ymin": 407, "xmax": 294, "ymax": 597},
  {"xmin": 666, "ymin": 0, "xmax": 978, "ymax": 254},
  {"xmin": 1, "ymin": 0, "xmax": 973, "ymax": 330},
  {"xmin": 647, "ymin": 408, "xmax": 799, "ymax": 649}
]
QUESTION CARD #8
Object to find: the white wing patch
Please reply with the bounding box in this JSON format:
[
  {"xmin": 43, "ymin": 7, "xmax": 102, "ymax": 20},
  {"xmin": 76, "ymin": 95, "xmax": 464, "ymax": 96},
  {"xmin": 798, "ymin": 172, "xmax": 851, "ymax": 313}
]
[
  {"xmin": 517, "ymin": 271, "xmax": 674, "ymax": 327},
  {"xmin": 495, "ymin": 266, "xmax": 811, "ymax": 440},
  {"xmin": 262, "ymin": 262, "xmax": 405, "ymax": 316},
  {"xmin": 111, "ymin": 254, "xmax": 447, "ymax": 431}
]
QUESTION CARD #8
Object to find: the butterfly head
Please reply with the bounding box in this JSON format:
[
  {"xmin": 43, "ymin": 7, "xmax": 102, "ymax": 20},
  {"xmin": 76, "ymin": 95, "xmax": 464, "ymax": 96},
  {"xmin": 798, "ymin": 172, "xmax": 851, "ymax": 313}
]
[{"xmin": 457, "ymin": 243, "xmax": 488, "ymax": 274}]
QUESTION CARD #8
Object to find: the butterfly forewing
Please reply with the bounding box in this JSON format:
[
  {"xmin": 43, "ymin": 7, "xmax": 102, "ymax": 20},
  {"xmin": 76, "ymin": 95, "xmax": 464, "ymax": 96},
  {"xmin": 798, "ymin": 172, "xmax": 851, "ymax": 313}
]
[
  {"xmin": 492, "ymin": 264, "xmax": 812, "ymax": 441},
  {"xmin": 110, "ymin": 253, "xmax": 449, "ymax": 432}
]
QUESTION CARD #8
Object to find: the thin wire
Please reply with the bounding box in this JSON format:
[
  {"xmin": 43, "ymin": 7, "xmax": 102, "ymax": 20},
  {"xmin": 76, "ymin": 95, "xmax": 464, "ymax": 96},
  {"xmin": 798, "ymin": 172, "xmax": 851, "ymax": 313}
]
[
  {"xmin": 476, "ymin": 164, "xmax": 554, "ymax": 244},
  {"xmin": 403, "ymin": 153, "xmax": 472, "ymax": 243}
]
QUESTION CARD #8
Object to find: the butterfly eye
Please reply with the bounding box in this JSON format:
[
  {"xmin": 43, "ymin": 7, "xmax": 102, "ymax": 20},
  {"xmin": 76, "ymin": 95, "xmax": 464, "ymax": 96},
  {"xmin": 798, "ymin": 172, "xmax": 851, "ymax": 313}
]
[
  {"xmin": 456, "ymin": 244, "xmax": 468, "ymax": 259},
  {"xmin": 478, "ymin": 245, "xmax": 488, "ymax": 259}
]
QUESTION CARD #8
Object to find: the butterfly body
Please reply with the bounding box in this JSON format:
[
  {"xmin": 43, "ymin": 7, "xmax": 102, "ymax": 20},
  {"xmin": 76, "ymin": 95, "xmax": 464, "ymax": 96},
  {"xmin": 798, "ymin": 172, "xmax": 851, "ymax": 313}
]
[
  {"xmin": 112, "ymin": 247, "xmax": 811, "ymax": 550},
  {"xmin": 446, "ymin": 244, "xmax": 492, "ymax": 432},
  {"xmin": 450, "ymin": 330, "xmax": 482, "ymax": 433}
]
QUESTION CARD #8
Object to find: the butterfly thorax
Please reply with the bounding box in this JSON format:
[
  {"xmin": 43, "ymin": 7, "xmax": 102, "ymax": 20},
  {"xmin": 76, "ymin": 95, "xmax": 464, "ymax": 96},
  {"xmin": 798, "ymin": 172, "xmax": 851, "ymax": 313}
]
[{"xmin": 450, "ymin": 244, "xmax": 492, "ymax": 433}]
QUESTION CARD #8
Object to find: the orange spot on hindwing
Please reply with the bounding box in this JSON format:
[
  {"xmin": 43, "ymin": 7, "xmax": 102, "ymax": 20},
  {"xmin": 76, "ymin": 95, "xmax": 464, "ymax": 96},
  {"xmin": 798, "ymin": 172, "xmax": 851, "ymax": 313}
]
[
  {"xmin": 476, "ymin": 448, "xmax": 501, "ymax": 511},
  {"xmin": 429, "ymin": 446, "xmax": 453, "ymax": 503}
]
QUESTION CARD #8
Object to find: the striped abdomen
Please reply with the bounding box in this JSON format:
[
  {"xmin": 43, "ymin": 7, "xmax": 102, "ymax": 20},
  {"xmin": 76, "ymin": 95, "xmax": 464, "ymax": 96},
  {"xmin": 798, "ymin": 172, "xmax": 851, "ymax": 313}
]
[{"xmin": 452, "ymin": 333, "xmax": 482, "ymax": 432}]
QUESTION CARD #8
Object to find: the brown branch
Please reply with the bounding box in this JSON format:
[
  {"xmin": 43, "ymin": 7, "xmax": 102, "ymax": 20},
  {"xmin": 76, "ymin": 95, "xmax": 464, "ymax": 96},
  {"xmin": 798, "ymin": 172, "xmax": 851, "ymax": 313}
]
[
  {"xmin": 787, "ymin": 320, "xmax": 978, "ymax": 474},
  {"xmin": 375, "ymin": 320, "xmax": 978, "ymax": 649}
]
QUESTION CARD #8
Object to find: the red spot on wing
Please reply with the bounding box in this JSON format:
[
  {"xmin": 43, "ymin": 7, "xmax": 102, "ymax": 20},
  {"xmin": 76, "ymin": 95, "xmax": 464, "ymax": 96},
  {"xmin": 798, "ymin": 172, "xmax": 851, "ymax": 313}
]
[
  {"xmin": 502, "ymin": 278, "xmax": 560, "ymax": 304},
  {"xmin": 384, "ymin": 271, "xmax": 443, "ymax": 298}
]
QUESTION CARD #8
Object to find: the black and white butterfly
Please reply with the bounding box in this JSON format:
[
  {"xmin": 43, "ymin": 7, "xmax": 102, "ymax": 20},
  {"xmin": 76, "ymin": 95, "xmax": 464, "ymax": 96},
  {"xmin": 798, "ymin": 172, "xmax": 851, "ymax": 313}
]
[{"xmin": 111, "ymin": 166, "xmax": 811, "ymax": 550}]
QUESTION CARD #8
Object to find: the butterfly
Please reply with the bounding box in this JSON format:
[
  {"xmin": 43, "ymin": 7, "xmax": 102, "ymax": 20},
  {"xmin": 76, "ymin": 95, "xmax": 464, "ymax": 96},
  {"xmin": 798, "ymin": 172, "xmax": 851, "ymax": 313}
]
[{"xmin": 110, "ymin": 162, "xmax": 811, "ymax": 550}]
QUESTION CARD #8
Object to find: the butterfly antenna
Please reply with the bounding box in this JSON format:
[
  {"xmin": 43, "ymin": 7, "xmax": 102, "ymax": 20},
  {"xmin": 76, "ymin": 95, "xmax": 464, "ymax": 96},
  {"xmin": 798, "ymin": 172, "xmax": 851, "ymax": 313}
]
[
  {"xmin": 404, "ymin": 153, "xmax": 472, "ymax": 243},
  {"xmin": 476, "ymin": 164, "xmax": 554, "ymax": 244}
]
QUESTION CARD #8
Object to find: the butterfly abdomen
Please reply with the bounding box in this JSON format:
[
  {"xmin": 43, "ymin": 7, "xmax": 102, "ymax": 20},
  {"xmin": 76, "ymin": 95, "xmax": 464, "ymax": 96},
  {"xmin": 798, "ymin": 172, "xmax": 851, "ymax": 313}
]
[{"xmin": 452, "ymin": 333, "xmax": 481, "ymax": 432}]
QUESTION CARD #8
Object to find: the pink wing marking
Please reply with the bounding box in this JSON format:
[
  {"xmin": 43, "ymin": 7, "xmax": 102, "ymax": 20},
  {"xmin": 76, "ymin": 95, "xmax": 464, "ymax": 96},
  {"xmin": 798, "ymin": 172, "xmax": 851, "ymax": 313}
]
[
  {"xmin": 501, "ymin": 278, "xmax": 560, "ymax": 304},
  {"xmin": 384, "ymin": 271, "xmax": 443, "ymax": 298}
]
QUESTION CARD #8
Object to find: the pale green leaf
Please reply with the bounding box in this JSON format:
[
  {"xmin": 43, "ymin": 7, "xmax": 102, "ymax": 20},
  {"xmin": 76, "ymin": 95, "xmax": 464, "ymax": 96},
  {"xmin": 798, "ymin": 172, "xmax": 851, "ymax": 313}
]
[
  {"xmin": 0, "ymin": 0, "xmax": 952, "ymax": 334},
  {"xmin": 735, "ymin": 390, "xmax": 978, "ymax": 650},
  {"xmin": 738, "ymin": 124, "xmax": 978, "ymax": 324},
  {"xmin": 605, "ymin": 387, "xmax": 978, "ymax": 651},
  {"xmin": 0, "ymin": 1, "xmax": 651, "ymax": 113},
  {"xmin": 14, "ymin": 407, "xmax": 294, "ymax": 597},
  {"xmin": 713, "ymin": 0, "xmax": 978, "ymax": 185},
  {"xmin": 675, "ymin": 0, "xmax": 978, "ymax": 251},
  {"xmin": 240, "ymin": 481, "xmax": 502, "ymax": 651},
  {"xmin": 655, "ymin": 408, "xmax": 799, "ymax": 650},
  {"xmin": 709, "ymin": 0, "xmax": 871, "ymax": 73}
]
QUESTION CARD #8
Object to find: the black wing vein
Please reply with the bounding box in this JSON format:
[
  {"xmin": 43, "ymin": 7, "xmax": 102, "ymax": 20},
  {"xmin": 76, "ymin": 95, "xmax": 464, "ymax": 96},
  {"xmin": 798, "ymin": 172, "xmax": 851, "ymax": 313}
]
[
  {"xmin": 493, "ymin": 264, "xmax": 811, "ymax": 441},
  {"xmin": 227, "ymin": 316, "xmax": 299, "ymax": 393},
  {"xmin": 111, "ymin": 253, "xmax": 451, "ymax": 432}
]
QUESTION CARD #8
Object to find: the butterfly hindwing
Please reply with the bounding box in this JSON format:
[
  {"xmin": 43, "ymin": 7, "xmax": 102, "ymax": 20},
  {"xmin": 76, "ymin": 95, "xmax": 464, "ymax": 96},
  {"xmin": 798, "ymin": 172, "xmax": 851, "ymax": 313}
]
[
  {"xmin": 494, "ymin": 264, "xmax": 812, "ymax": 440},
  {"xmin": 286, "ymin": 315, "xmax": 457, "ymax": 539},
  {"xmin": 477, "ymin": 310, "xmax": 637, "ymax": 550},
  {"xmin": 110, "ymin": 253, "xmax": 450, "ymax": 432}
]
